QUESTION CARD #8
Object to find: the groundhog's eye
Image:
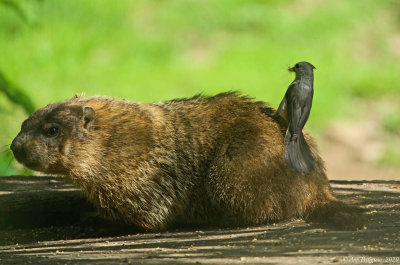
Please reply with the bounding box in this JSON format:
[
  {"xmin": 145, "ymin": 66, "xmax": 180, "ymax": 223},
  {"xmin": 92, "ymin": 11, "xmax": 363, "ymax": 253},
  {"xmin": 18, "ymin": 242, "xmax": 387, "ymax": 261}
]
[
  {"xmin": 46, "ymin": 126, "xmax": 60, "ymax": 137},
  {"xmin": 295, "ymin": 64, "xmax": 299, "ymax": 68}
]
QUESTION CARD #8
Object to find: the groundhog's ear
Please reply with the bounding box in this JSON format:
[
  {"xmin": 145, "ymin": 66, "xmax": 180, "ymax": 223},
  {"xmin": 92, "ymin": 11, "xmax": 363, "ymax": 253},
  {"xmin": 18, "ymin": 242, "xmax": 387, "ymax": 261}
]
[{"xmin": 82, "ymin": 106, "xmax": 96, "ymax": 129}]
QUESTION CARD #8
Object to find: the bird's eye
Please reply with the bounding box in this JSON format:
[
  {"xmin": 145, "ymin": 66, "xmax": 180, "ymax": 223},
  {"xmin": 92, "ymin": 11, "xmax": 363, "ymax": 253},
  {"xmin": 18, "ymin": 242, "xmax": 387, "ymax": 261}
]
[
  {"xmin": 46, "ymin": 126, "xmax": 60, "ymax": 137},
  {"xmin": 295, "ymin": 64, "xmax": 299, "ymax": 68}
]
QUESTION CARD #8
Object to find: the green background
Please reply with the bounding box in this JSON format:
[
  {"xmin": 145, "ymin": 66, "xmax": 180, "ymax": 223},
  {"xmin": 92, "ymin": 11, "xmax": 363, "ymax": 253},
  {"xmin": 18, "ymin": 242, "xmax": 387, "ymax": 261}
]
[{"xmin": 1, "ymin": 0, "xmax": 399, "ymax": 175}]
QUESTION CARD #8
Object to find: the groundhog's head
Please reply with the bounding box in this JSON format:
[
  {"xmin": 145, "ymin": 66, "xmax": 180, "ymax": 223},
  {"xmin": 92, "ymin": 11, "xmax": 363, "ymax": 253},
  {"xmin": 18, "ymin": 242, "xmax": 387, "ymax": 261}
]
[{"xmin": 11, "ymin": 101, "xmax": 96, "ymax": 174}]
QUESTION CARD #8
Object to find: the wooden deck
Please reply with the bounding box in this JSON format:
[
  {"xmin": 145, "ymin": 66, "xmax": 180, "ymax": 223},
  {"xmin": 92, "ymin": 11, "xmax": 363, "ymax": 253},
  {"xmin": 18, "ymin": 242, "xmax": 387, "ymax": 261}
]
[{"xmin": 0, "ymin": 176, "xmax": 399, "ymax": 264}]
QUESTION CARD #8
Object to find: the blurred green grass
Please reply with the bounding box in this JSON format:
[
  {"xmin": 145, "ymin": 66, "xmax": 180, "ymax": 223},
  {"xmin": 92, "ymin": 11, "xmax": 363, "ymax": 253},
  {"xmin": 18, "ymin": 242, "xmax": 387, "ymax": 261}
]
[{"xmin": 0, "ymin": 0, "xmax": 399, "ymax": 175}]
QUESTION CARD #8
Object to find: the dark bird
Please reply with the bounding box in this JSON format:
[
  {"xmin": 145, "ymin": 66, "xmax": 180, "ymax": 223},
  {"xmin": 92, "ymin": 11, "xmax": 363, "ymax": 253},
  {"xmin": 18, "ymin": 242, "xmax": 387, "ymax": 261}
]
[{"xmin": 267, "ymin": 61, "xmax": 316, "ymax": 173}]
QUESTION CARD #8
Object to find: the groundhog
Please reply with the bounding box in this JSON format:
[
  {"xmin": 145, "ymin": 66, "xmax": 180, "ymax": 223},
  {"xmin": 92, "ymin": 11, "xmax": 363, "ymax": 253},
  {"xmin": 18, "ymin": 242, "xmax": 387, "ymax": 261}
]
[{"xmin": 11, "ymin": 92, "xmax": 363, "ymax": 230}]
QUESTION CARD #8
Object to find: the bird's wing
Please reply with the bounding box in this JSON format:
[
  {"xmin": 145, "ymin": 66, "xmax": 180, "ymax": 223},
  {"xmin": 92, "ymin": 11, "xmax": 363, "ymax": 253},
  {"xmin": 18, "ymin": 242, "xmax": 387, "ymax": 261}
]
[
  {"xmin": 287, "ymin": 82, "xmax": 304, "ymax": 135},
  {"xmin": 296, "ymin": 83, "xmax": 313, "ymax": 131}
]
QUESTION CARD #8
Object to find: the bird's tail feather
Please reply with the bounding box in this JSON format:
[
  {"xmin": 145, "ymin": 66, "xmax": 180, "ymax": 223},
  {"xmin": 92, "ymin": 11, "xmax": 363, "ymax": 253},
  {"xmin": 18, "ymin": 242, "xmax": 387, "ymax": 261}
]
[{"xmin": 284, "ymin": 131, "xmax": 315, "ymax": 173}]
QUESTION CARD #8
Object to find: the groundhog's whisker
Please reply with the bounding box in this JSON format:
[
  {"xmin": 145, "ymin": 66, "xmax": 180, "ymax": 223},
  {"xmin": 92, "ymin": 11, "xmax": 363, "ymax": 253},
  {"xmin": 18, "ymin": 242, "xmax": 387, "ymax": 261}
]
[
  {"xmin": 6, "ymin": 155, "xmax": 15, "ymax": 169},
  {"xmin": 1, "ymin": 145, "xmax": 11, "ymax": 153}
]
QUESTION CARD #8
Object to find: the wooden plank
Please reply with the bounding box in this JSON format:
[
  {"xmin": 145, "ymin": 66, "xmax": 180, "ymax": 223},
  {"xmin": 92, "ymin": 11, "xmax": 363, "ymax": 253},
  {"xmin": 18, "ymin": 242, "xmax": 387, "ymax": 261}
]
[{"xmin": 0, "ymin": 176, "xmax": 399, "ymax": 264}]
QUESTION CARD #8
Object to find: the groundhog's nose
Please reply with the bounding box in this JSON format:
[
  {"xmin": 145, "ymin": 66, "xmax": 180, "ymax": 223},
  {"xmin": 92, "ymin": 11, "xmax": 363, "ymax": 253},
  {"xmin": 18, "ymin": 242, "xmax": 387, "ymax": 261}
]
[{"xmin": 10, "ymin": 134, "xmax": 28, "ymax": 163}]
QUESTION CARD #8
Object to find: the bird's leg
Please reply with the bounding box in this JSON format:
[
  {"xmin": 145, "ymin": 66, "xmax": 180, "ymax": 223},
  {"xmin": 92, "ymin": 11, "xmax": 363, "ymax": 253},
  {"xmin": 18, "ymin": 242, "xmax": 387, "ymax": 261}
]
[
  {"xmin": 266, "ymin": 96, "xmax": 287, "ymax": 119},
  {"xmin": 259, "ymin": 106, "xmax": 274, "ymax": 116}
]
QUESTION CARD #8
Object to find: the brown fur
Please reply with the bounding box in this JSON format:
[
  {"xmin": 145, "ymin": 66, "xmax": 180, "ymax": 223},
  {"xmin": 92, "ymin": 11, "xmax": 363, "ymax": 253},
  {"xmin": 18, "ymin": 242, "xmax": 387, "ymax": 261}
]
[{"xmin": 11, "ymin": 92, "xmax": 364, "ymax": 230}]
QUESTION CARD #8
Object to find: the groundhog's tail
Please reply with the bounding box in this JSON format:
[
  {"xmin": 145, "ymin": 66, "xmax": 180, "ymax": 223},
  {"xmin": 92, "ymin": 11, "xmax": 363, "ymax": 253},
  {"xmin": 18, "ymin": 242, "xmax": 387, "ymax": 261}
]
[{"xmin": 305, "ymin": 199, "xmax": 366, "ymax": 230}]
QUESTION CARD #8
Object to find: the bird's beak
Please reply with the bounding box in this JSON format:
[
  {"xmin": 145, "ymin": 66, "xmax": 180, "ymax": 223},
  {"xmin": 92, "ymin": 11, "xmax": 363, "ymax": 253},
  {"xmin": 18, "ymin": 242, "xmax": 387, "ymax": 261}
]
[{"xmin": 288, "ymin": 67, "xmax": 295, "ymax": 72}]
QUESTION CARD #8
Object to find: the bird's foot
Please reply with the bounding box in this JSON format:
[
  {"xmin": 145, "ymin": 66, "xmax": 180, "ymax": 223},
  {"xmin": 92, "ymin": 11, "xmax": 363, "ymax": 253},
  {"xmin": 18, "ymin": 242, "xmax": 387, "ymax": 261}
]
[{"xmin": 259, "ymin": 106, "xmax": 274, "ymax": 116}]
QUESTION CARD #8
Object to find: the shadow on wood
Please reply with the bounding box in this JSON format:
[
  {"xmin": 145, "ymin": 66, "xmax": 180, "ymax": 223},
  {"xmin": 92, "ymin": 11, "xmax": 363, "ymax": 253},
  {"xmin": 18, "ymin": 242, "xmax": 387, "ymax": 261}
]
[{"xmin": 0, "ymin": 176, "xmax": 399, "ymax": 264}]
